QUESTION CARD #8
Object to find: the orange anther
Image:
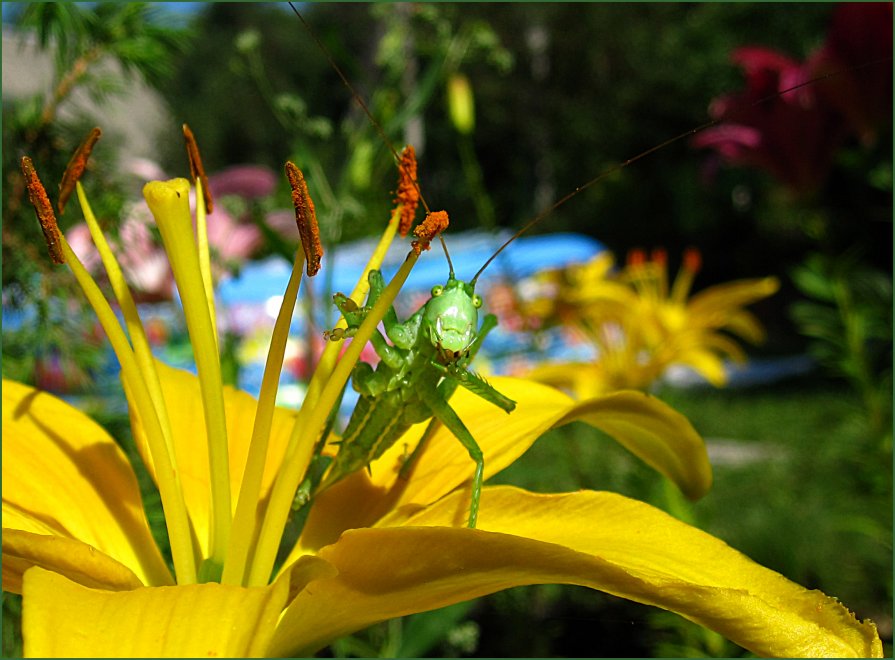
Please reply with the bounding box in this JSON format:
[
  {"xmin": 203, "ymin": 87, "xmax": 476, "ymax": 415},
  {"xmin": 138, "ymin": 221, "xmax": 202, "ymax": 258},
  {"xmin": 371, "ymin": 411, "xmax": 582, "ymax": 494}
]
[
  {"xmin": 626, "ymin": 248, "xmax": 646, "ymax": 267},
  {"xmin": 683, "ymin": 246, "xmax": 702, "ymax": 273},
  {"xmin": 411, "ymin": 210, "xmax": 449, "ymax": 255},
  {"xmin": 21, "ymin": 157, "xmax": 64, "ymax": 265},
  {"xmin": 285, "ymin": 161, "xmax": 323, "ymax": 276},
  {"xmin": 651, "ymin": 247, "xmax": 667, "ymax": 266},
  {"xmin": 394, "ymin": 145, "xmax": 420, "ymax": 237},
  {"xmin": 58, "ymin": 127, "xmax": 101, "ymax": 215},
  {"xmin": 183, "ymin": 123, "xmax": 214, "ymax": 213}
]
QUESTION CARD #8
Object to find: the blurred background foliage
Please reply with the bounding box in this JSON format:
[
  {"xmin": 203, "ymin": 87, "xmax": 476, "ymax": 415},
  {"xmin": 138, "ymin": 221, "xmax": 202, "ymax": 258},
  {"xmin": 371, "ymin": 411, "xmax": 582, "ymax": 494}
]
[
  {"xmin": 3, "ymin": 2, "xmax": 191, "ymax": 390},
  {"xmin": 2, "ymin": 2, "xmax": 891, "ymax": 657}
]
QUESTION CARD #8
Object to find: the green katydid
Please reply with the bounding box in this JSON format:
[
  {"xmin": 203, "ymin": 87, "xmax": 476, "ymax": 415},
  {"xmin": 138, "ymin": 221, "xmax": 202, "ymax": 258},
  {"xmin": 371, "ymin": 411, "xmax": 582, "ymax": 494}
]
[
  {"xmin": 287, "ymin": 151, "xmax": 519, "ymax": 530},
  {"xmin": 317, "ymin": 261, "xmax": 515, "ymax": 529}
]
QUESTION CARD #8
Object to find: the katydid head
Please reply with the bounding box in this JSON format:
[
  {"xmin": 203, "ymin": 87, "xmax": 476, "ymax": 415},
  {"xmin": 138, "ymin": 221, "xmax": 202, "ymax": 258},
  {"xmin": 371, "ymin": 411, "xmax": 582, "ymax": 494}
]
[{"xmin": 424, "ymin": 278, "xmax": 482, "ymax": 361}]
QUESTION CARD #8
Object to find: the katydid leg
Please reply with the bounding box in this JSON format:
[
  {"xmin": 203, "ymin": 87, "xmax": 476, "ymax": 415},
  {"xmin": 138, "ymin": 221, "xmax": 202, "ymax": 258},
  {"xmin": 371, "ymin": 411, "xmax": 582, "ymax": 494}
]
[
  {"xmin": 401, "ymin": 313, "xmax": 502, "ymax": 482},
  {"xmin": 420, "ymin": 385, "xmax": 484, "ymax": 528}
]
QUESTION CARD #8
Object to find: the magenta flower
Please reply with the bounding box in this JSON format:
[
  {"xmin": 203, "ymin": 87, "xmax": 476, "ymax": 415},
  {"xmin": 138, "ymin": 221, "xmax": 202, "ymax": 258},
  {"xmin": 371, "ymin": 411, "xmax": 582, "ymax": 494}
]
[
  {"xmin": 692, "ymin": 3, "xmax": 891, "ymax": 195},
  {"xmin": 692, "ymin": 46, "xmax": 844, "ymax": 195}
]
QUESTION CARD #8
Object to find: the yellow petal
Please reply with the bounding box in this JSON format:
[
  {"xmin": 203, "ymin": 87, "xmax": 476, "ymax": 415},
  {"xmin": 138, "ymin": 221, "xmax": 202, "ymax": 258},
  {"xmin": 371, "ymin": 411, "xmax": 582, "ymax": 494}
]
[
  {"xmin": 291, "ymin": 378, "xmax": 567, "ymax": 554},
  {"xmin": 688, "ymin": 277, "xmax": 780, "ymax": 322},
  {"xmin": 561, "ymin": 389, "xmax": 711, "ymax": 499},
  {"xmin": 697, "ymin": 332, "xmax": 749, "ymax": 363},
  {"xmin": 671, "ymin": 347, "xmax": 730, "ymax": 387},
  {"xmin": 723, "ymin": 308, "xmax": 768, "ymax": 343},
  {"xmin": 289, "ymin": 378, "xmax": 709, "ymax": 557},
  {"xmin": 526, "ymin": 362, "xmax": 610, "ymax": 398},
  {"xmin": 22, "ymin": 565, "xmax": 291, "ymax": 658},
  {"xmin": 272, "ymin": 487, "xmax": 881, "ymax": 658},
  {"xmin": 2, "ymin": 380, "xmax": 171, "ymax": 589},
  {"xmin": 129, "ymin": 361, "xmax": 297, "ymax": 557},
  {"xmin": 2, "ymin": 530, "xmax": 143, "ymax": 594}
]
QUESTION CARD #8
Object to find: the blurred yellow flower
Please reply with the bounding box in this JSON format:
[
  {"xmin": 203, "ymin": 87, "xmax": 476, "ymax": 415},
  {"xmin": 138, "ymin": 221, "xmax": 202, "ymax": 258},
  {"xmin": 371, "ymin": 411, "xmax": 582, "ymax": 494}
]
[{"xmin": 526, "ymin": 248, "xmax": 780, "ymax": 397}]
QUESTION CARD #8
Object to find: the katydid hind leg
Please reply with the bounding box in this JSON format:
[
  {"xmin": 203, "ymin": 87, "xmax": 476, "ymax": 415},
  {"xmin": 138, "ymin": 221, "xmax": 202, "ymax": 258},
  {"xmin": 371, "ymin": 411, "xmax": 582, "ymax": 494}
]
[
  {"xmin": 398, "ymin": 416, "xmax": 442, "ymax": 480},
  {"xmin": 420, "ymin": 386, "xmax": 485, "ymax": 528}
]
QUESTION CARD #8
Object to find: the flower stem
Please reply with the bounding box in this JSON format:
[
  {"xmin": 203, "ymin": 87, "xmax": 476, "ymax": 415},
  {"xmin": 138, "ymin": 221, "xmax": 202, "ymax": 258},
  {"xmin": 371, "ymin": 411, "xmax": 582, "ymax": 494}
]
[{"xmin": 247, "ymin": 250, "xmax": 419, "ymax": 586}]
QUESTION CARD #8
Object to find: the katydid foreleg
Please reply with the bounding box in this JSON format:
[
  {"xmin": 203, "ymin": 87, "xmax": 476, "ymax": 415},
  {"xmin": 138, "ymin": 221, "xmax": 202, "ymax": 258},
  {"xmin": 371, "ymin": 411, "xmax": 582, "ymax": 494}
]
[{"xmin": 329, "ymin": 270, "xmax": 420, "ymax": 352}]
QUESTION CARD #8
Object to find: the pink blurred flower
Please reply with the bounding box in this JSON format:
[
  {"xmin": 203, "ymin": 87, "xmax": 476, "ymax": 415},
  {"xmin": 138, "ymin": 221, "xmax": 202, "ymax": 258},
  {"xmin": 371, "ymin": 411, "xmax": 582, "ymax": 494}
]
[
  {"xmin": 692, "ymin": 3, "xmax": 892, "ymax": 195},
  {"xmin": 204, "ymin": 204, "xmax": 263, "ymax": 273},
  {"xmin": 263, "ymin": 208, "xmax": 300, "ymax": 242},
  {"xmin": 692, "ymin": 46, "xmax": 844, "ymax": 195},
  {"xmin": 209, "ymin": 165, "xmax": 277, "ymax": 199}
]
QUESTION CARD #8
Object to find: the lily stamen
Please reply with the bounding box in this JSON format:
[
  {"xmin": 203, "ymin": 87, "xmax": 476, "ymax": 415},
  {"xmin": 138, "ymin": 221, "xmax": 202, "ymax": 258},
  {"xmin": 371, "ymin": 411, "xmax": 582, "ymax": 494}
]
[
  {"xmin": 247, "ymin": 248, "xmax": 422, "ymax": 587},
  {"xmin": 20, "ymin": 157, "xmax": 195, "ymax": 584},
  {"xmin": 671, "ymin": 246, "xmax": 702, "ymax": 302},
  {"xmin": 21, "ymin": 157, "xmax": 64, "ymax": 265},
  {"xmin": 302, "ymin": 153, "xmax": 418, "ymax": 410},
  {"xmin": 75, "ymin": 181, "xmax": 178, "ymax": 464},
  {"xmin": 285, "ymin": 161, "xmax": 323, "ymax": 276},
  {"xmin": 182, "ymin": 123, "xmax": 213, "ymax": 213},
  {"xmin": 223, "ymin": 248, "xmax": 306, "ymax": 586},
  {"xmin": 144, "ymin": 179, "xmax": 232, "ymax": 580},
  {"xmin": 183, "ymin": 124, "xmax": 218, "ymax": 348},
  {"xmin": 58, "ymin": 126, "xmax": 102, "ymax": 215},
  {"xmin": 247, "ymin": 158, "xmax": 437, "ymax": 585},
  {"xmin": 394, "ymin": 145, "xmax": 420, "ymax": 237},
  {"xmin": 411, "ymin": 210, "xmax": 450, "ymax": 255}
]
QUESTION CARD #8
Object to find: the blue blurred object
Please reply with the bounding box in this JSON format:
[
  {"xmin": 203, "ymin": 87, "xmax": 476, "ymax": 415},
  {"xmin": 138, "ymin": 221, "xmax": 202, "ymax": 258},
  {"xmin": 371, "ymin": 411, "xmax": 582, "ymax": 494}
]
[{"xmin": 217, "ymin": 230, "xmax": 605, "ymax": 306}]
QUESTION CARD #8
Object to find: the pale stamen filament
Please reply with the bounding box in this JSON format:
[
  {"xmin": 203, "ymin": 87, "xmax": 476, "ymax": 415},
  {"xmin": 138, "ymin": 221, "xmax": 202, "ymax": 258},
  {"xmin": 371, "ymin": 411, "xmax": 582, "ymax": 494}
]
[
  {"xmin": 58, "ymin": 232, "xmax": 195, "ymax": 585},
  {"xmin": 143, "ymin": 179, "xmax": 231, "ymax": 580},
  {"xmin": 247, "ymin": 249, "xmax": 421, "ymax": 587},
  {"xmin": 75, "ymin": 182, "xmax": 178, "ymax": 464},
  {"xmin": 221, "ymin": 250, "xmax": 306, "ymax": 586},
  {"xmin": 194, "ymin": 177, "xmax": 218, "ymax": 350}
]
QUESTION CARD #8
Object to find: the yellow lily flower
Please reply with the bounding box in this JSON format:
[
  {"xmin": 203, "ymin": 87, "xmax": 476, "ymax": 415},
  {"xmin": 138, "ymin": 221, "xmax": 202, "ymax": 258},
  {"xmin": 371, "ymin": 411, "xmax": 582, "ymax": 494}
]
[
  {"xmin": 623, "ymin": 247, "xmax": 780, "ymax": 386},
  {"xmin": 3, "ymin": 137, "xmax": 881, "ymax": 657},
  {"xmin": 527, "ymin": 248, "xmax": 781, "ymax": 396}
]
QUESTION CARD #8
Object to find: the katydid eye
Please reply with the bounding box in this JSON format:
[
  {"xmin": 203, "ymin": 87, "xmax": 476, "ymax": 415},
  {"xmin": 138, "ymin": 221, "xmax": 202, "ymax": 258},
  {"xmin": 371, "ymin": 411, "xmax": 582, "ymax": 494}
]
[
  {"xmin": 431, "ymin": 285, "xmax": 443, "ymax": 296},
  {"xmin": 472, "ymin": 294, "xmax": 482, "ymax": 308}
]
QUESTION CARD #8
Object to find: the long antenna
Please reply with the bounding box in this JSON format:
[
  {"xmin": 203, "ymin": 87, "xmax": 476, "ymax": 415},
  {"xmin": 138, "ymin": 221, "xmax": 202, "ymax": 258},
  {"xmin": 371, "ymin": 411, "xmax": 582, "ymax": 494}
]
[
  {"xmin": 289, "ymin": 2, "xmax": 456, "ymax": 270},
  {"xmin": 470, "ymin": 55, "xmax": 892, "ymax": 284}
]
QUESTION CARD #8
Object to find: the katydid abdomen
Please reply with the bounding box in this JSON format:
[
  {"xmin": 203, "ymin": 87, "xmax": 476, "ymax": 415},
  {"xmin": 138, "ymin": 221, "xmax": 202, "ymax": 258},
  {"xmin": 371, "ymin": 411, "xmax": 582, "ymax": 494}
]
[{"xmin": 321, "ymin": 343, "xmax": 435, "ymax": 488}]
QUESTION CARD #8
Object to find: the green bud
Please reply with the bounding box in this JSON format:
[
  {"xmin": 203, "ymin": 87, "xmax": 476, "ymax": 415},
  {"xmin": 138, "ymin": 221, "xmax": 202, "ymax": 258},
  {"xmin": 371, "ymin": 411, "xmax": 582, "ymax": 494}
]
[
  {"xmin": 348, "ymin": 140, "xmax": 374, "ymax": 190},
  {"xmin": 447, "ymin": 73, "xmax": 475, "ymax": 135}
]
